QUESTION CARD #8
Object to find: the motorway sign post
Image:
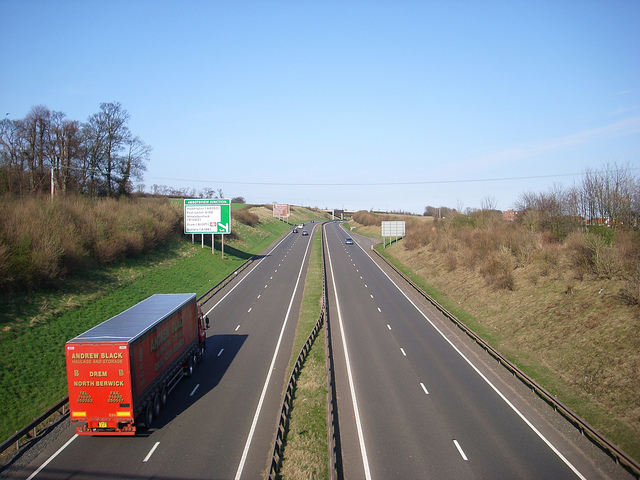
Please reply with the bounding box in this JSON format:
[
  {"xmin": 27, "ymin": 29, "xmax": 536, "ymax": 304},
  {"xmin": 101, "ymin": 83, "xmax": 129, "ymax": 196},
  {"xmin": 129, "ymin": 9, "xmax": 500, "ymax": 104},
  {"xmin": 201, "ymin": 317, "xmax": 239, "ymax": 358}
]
[
  {"xmin": 184, "ymin": 199, "xmax": 231, "ymax": 257},
  {"xmin": 273, "ymin": 203, "xmax": 290, "ymax": 220},
  {"xmin": 381, "ymin": 220, "xmax": 405, "ymax": 248}
]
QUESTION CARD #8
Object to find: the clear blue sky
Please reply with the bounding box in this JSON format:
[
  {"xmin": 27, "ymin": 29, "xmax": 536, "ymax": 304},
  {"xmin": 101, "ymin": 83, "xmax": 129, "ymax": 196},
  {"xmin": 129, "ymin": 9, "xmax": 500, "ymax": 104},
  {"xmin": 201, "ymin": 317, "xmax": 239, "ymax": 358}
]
[{"xmin": 2, "ymin": 1, "xmax": 639, "ymax": 213}]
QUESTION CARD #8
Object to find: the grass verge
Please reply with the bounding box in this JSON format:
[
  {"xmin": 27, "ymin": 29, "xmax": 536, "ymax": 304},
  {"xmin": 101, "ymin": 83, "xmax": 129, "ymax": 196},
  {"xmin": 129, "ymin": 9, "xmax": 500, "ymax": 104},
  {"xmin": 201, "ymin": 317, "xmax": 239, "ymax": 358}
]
[{"xmin": 278, "ymin": 226, "xmax": 328, "ymax": 480}]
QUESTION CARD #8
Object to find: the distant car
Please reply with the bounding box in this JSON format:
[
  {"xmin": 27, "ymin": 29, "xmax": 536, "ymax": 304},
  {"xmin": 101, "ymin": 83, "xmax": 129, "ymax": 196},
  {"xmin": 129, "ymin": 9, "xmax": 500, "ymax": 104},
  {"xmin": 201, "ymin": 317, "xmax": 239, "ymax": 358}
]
[
  {"xmin": 298, "ymin": 224, "xmax": 304, "ymax": 228},
  {"xmin": 293, "ymin": 228, "xmax": 298, "ymax": 233},
  {"xmin": 302, "ymin": 230, "xmax": 309, "ymax": 236},
  {"xmin": 345, "ymin": 237, "xmax": 354, "ymax": 245}
]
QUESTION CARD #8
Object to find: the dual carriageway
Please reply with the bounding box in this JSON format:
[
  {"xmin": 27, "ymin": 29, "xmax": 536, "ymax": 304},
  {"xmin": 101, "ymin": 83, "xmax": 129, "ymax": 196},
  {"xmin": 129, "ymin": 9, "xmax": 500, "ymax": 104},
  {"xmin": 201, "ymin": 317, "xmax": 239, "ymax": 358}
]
[{"xmin": 7, "ymin": 221, "xmax": 633, "ymax": 479}]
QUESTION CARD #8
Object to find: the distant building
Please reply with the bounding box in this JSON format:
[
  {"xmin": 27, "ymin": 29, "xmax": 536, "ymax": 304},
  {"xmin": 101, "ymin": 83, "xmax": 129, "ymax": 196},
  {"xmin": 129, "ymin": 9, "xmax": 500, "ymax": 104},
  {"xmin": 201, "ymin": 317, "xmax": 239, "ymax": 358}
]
[
  {"xmin": 503, "ymin": 209, "xmax": 521, "ymax": 222},
  {"xmin": 585, "ymin": 217, "xmax": 613, "ymax": 226}
]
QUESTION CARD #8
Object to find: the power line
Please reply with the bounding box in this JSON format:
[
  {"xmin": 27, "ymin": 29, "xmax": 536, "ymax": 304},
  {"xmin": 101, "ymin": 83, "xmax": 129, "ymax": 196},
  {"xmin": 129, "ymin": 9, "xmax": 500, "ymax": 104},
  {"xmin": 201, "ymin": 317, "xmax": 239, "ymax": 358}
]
[{"xmin": 145, "ymin": 171, "xmax": 597, "ymax": 187}]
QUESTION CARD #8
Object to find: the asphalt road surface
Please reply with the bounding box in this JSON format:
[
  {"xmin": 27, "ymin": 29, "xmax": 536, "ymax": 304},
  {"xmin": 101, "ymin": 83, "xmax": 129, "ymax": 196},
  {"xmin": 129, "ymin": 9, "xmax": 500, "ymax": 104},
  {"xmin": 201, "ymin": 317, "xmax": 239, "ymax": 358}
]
[
  {"xmin": 324, "ymin": 221, "xmax": 633, "ymax": 480},
  {"xmin": 7, "ymin": 223, "xmax": 319, "ymax": 480}
]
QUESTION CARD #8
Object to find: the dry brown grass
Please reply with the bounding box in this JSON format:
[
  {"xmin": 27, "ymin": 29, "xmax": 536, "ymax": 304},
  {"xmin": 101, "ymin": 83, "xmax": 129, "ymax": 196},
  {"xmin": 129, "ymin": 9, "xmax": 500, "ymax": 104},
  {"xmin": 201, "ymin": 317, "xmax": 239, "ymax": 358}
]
[
  {"xmin": 233, "ymin": 207, "xmax": 260, "ymax": 226},
  {"xmin": 0, "ymin": 195, "xmax": 182, "ymax": 290}
]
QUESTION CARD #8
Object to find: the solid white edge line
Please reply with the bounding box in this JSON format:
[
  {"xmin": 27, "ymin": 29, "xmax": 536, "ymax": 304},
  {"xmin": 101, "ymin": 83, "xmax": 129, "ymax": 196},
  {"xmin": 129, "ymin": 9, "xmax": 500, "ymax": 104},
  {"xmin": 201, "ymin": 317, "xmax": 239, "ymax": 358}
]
[
  {"xmin": 143, "ymin": 441, "xmax": 161, "ymax": 463},
  {"xmin": 453, "ymin": 439, "xmax": 468, "ymax": 461},
  {"xmin": 26, "ymin": 434, "xmax": 78, "ymax": 480},
  {"xmin": 326, "ymin": 225, "xmax": 373, "ymax": 480},
  {"xmin": 360, "ymin": 242, "xmax": 588, "ymax": 480},
  {"xmin": 233, "ymin": 223, "xmax": 318, "ymax": 480}
]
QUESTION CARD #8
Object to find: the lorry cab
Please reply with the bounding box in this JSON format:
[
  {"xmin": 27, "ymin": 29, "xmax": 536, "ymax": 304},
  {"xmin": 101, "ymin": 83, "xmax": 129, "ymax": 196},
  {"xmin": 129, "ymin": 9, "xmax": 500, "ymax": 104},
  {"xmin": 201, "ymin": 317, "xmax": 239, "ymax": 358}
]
[{"xmin": 197, "ymin": 305, "xmax": 210, "ymax": 358}]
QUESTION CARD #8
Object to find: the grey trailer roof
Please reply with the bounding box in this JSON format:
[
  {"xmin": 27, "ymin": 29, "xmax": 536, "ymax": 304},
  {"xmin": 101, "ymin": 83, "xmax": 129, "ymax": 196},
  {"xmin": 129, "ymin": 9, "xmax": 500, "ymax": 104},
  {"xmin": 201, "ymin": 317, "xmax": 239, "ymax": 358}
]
[{"xmin": 67, "ymin": 293, "xmax": 196, "ymax": 344}]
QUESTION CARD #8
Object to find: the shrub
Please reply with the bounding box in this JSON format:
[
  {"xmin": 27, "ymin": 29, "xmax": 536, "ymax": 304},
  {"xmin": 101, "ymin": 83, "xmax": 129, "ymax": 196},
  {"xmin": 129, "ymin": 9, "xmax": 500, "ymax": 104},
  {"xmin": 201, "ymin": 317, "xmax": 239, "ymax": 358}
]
[
  {"xmin": 619, "ymin": 264, "xmax": 640, "ymax": 305},
  {"xmin": 0, "ymin": 195, "xmax": 182, "ymax": 290},
  {"xmin": 353, "ymin": 210, "xmax": 380, "ymax": 226},
  {"xmin": 581, "ymin": 233, "xmax": 623, "ymax": 279},
  {"xmin": 445, "ymin": 251, "xmax": 458, "ymax": 272},
  {"xmin": 234, "ymin": 208, "xmax": 259, "ymax": 226},
  {"xmin": 480, "ymin": 246, "xmax": 515, "ymax": 290},
  {"xmin": 404, "ymin": 222, "xmax": 434, "ymax": 250},
  {"xmin": 566, "ymin": 231, "xmax": 593, "ymax": 279}
]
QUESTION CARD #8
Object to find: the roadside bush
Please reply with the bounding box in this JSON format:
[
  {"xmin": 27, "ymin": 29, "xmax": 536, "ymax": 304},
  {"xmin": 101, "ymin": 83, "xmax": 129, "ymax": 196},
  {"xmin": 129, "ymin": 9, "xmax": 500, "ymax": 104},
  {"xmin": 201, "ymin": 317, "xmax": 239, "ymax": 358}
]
[
  {"xmin": 0, "ymin": 195, "xmax": 182, "ymax": 290},
  {"xmin": 353, "ymin": 210, "xmax": 381, "ymax": 227},
  {"xmin": 612, "ymin": 229, "xmax": 640, "ymax": 277},
  {"xmin": 445, "ymin": 250, "xmax": 458, "ymax": 271},
  {"xmin": 507, "ymin": 229, "xmax": 540, "ymax": 267},
  {"xmin": 619, "ymin": 264, "xmax": 640, "ymax": 305},
  {"xmin": 566, "ymin": 231, "xmax": 592, "ymax": 279},
  {"xmin": 479, "ymin": 245, "xmax": 516, "ymax": 290},
  {"xmin": 582, "ymin": 233, "xmax": 623, "ymax": 279},
  {"xmin": 404, "ymin": 221, "xmax": 434, "ymax": 250},
  {"xmin": 234, "ymin": 208, "xmax": 259, "ymax": 226},
  {"xmin": 122, "ymin": 230, "xmax": 145, "ymax": 257}
]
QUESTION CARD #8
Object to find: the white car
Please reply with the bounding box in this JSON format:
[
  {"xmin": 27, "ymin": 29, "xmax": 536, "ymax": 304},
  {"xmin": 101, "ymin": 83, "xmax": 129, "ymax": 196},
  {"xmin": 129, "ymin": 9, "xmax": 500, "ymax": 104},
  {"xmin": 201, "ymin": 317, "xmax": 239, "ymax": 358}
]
[{"xmin": 345, "ymin": 237, "xmax": 354, "ymax": 245}]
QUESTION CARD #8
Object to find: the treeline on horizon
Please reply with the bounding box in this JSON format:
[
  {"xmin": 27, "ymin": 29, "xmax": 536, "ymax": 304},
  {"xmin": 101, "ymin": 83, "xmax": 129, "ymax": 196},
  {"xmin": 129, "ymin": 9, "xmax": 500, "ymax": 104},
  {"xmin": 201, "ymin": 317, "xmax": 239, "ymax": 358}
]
[
  {"xmin": 423, "ymin": 163, "xmax": 640, "ymax": 236},
  {"xmin": 354, "ymin": 163, "xmax": 640, "ymax": 303},
  {"xmin": 0, "ymin": 103, "xmax": 150, "ymax": 198}
]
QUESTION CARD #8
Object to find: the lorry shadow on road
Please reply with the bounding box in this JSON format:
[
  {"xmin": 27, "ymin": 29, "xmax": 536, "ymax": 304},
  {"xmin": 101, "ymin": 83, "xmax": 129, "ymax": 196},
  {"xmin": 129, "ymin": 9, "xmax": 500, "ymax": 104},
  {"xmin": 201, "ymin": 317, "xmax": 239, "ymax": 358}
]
[{"xmin": 149, "ymin": 334, "xmax": 248, "ymax": 431}]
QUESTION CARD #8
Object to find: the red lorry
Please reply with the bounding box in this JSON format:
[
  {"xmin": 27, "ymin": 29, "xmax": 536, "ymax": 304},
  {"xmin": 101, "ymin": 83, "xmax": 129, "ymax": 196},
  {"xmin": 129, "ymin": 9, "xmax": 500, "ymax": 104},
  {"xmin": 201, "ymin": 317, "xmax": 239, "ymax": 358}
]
[{"xmin": 65, "ymin": 293, "xmax": 209, "ymax": 435}]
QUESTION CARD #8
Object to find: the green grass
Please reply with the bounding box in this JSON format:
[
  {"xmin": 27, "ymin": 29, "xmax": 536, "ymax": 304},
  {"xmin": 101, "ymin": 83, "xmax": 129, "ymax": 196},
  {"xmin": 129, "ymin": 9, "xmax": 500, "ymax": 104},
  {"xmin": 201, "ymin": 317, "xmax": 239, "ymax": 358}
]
[
  {"xmin": 279, "ymin": 227, "xmax": 328, "ymax": 480},
  {"xmin": 0, "ymin": 205, "xmax": 303, "ymax": 443}
]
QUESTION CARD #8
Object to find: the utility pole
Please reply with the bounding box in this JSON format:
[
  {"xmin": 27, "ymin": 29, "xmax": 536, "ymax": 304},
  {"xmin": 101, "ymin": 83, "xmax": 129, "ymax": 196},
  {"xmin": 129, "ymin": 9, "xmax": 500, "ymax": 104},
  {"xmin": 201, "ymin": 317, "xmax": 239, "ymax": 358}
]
[{"xmin": 51, "ymin": 168, "xmax": 55, "ymax": 201}]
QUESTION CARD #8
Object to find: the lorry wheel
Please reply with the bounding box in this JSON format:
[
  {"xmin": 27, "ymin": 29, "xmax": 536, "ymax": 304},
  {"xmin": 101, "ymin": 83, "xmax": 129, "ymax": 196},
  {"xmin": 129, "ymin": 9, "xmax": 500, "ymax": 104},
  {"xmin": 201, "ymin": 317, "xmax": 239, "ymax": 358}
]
[
  {"xmin": 146, "ymin": 403, "xmax": 154, "ymax": 428},
  {"xmin": 153, "ymin": 394, "xmax": 161, "ymax": 417},
  {"xmin": 160, "ymin": 386, "xmax": 168, "ymax": 405},
  {"xmin": 184, "ymin": 357, "xmax": 194, "ymax": 377}
]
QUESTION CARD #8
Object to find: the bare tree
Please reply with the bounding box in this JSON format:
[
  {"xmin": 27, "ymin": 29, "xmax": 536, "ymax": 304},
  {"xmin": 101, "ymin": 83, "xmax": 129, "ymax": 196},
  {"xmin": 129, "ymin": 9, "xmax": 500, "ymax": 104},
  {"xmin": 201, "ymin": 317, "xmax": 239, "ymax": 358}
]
[
  {"xmin": 583, "ymin": 163, "xmax": 637, "ymax": 227},
  {"xmin": 116, "ymin": 136, "xmax": 150, "ymax": 196},
  {"xmin": 47, "ymin": 111, "xmax": 82, "ymax": 194},
  {"xmin": 480, "ymin": 195, "xmax": 497, "ymax": 211},
  {"xmin": 0, "ymin": 118, "xmax": 25, "ymax": 194},
  {"xmin": 19, "ymin": 105, "xmax": 52, "ymax": 193},
  {"xmin": 84, "ymin": 102, "xmax": 131, "ymax": 196},
  {"xmin": 202, "ymin": 188, "xmax": 216, "ymax": 198}
]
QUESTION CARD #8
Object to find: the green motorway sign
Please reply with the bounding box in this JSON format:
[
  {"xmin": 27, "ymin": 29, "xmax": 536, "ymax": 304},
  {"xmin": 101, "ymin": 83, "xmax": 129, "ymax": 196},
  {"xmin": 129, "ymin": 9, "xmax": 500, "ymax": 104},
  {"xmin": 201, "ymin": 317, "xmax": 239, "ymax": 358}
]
[{"xmin": 184, "ymin": 198, "xmax": 231, "ymax": 234}]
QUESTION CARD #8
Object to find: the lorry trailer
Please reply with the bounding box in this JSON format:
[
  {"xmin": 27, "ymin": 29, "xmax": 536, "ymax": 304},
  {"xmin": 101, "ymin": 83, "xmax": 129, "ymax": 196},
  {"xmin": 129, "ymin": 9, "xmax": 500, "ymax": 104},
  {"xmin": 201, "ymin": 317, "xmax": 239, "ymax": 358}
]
[{"xmin": 65, "ymin": 293, "xmax": 209, "ymax": 435}]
